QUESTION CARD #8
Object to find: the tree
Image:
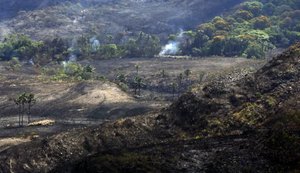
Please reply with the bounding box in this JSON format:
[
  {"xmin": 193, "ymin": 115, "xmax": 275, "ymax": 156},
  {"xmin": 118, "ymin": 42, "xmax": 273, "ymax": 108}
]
[
  {"xmin": 263, "ymin": 3, "xmax": 276, "ymax": 15},
  {"xmin": 184, "ymin": 69, "xmax": 192, "ymax": 80},
  {"xmin": 171, "ymin": 82, "xmax": 177, "ymax": 100},
  {"xmin": 26, "ymin": 93, "xmax": 36, "ymax": 123},
  {"xmin": 208, "ymin": 35, "xmax": 226, "ymax": 56},
  {"xmin": 42, "ymin": 37, "xmax": 68, "ymax": 62},
  {"xmin": 133, "ymin": 76, "xmax": 143, "ymax": 96},
  {"xmin": 234, "ymin": 10, "xmax": 254, "ymax": 20},
  {"xmin": 14, "ymin": 92, "xmax": 36, "ymax": 126},
  {"xmin": 135, "ymin": 64, "xmax": 140, "ymax": 76},
  {"xmin": 76, "ymin": 35, "xmax": 92, "ymax": 58},
  {"xmin": 197, "ymin": 23, "xmax": 216, "ymax": 38},
  {"xmin": 19, "ymin": 93, "xmax": 27, "ymax": 126},
  {"xmin": 241, "ymin": 1, "xmax": 263, "ymax": 16},
  {"xmin": 97, "ymin": 44, "xmax": 120, "ymax": 59},
  {"xmin": 159, "ymin": 69, "xmax": 167, "ymax": 93},
  {"xmin": 0, "ymin": 34, "xmax": 44, "ymax": 61},
  {"xmin": 244, "ymin": 42, "xmax": 265, "ymax": 59},
  {"xmin": 14, "ymin": 97, "xmax": 22, "ymax": 126},
  {"xmin": 212, "ymin": 17, "xmax": 230, "ymax": 30},
  {"xmin": 123, "ymin": 32, "xmax": 161, "ymax": 58},
  {"xmin": 253, "ymin": 16, "xmax": 271, "ymax": 29},
  {"xmin": 223, "ymin": 37, "xmax": 248, "ymax": 57},
  {"xmin": 177, "ymin": 73, "xmax": 183, "ymax": 94}
]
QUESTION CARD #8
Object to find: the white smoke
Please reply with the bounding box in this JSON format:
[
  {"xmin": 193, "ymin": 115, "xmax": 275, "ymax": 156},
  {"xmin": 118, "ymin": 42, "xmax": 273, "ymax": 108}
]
[
  {"xmin": 69, "ymin": 54, "xmax": 77, "ymax": 61},
  {"xmin": 90, "ymin": 37, "xmax": 100, "ymax": 52},
  {"xmin": 62, "ymin": 61, "xmax": 68, "ymax": 68},
  {"xmin": 159, "ymin": 41, "xmax": 180, "ymax": 55},
  {"xmin": 65, "ymin": 38, "xmax": 78, "ymax": 63},
  {"xmin": 73, "ymin": 18, "xmax": 78, "ymax": 24},
  {"xmin": 159, "ymin": 29, "xmax": 185, "ymax": 56},
  {"xmin": 29, "ymin": 58, "xmax": 34, "ymax": 65}
]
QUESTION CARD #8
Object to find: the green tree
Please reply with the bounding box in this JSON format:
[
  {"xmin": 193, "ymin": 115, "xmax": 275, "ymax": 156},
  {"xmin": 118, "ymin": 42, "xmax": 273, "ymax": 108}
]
[
  {"xmin": 97, "ymin": 44, "xmax": 120, "ymax": 59},
  {"xmin": 0, "ymin": 34, "xmax": 43, "ymax": 61},
  {"xmin": 241, "ymin": 1, "xmax": 263, "ymax": 16},
  {"xmin": 244, "ymin": 42, "xmax": 265, "ymax": 59},
  {"xmin": 253, "ymin": 16, "xmax": 271, "ymax": 29}
]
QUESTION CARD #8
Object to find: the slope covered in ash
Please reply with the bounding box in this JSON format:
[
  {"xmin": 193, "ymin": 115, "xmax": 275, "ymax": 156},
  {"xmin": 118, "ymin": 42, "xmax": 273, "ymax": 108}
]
[
  {"xmin": 0, "ymin": 43, "xmax": 299, "ymax": 172},
  {"xmin": 0, "ymin": 0, "xmax": 245, "ymax": 40}
]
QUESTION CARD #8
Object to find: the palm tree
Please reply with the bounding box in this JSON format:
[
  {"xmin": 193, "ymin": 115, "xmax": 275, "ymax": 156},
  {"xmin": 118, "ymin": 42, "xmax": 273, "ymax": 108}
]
[
  {"xmin": 14, "ymin": 97, "xmax": 22, "ymax": 126},
  {"xmin": 171, "ymin": 82, "xmax": 177, "ymax": 100},
  {"xmin": 177, "ymin": 73, "xmax": 183, "ymax": 95},
  {"xmin": 19, "ymin": 93, "xmax": 27, "ymax": 126},
  {"xmin": 135, "ymin": 64, "xmax": 140, "ymax": 76},
  {"xmin": 134, "ymin": 76, "xmax": 143, "ymax": 95},
  {"xmin": 26, "ymin": 93, "xmax": 36, "ymax": 123}
]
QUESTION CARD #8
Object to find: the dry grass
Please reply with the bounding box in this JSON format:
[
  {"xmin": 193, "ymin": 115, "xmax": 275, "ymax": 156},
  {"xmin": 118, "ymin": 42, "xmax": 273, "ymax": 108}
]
[
  {"xmin": 28, "ymin": 119, "xmax": 55, "ymax": 126},
  {"xmin": 0, "ymin": 137, "xmax": 31, "ymax": 152}
]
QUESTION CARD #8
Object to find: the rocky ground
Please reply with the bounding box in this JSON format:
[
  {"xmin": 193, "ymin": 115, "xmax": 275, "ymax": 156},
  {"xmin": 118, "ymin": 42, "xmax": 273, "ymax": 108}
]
[{"xmin": 0, "ymin": 43, "xmax": 299, "ymax": 172}]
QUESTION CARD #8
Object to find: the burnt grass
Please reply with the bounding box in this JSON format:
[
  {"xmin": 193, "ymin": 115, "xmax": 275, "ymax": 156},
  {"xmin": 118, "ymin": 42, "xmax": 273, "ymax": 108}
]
[
  {"xmin": 0, "ymin": 46, "xmax": 300, "ymax": 173},
  {"xmin": 0, "ymin": 56, "xmax": 261, "ymax": 138}
]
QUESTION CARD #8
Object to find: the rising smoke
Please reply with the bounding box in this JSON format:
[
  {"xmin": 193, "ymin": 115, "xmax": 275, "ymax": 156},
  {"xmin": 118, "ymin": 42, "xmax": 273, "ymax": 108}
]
[
  {"xmin": 159, "ymin": 29, "xmax": 184, "ymax": 56},
  {"xmin": 90, "ymin": 37, "xmax": 100, "ymax": 52}
]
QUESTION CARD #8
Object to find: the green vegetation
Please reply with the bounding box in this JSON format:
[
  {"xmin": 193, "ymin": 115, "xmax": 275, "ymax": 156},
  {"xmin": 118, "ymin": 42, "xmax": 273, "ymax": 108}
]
[
  {"xmin": 1, "ymin": 1, "xmax": 299, "ymax": 61},
  {"xmin": 51, "ymin": 62, "xmax": 96, "ymax": 81},
  {"xmin": 173, "ymin": 0, "xmax": 300, "ymax": 58},
  {"xmin": 0, "ymin": 34, "xmax": 43, "ymax": 61},
  {"xmin": 5, "ymin": 57, "xmax": 21, "ymax": 71},
  {"xmin": 0, "ymin": 32, "xmax": 161, "ymax": 65}
]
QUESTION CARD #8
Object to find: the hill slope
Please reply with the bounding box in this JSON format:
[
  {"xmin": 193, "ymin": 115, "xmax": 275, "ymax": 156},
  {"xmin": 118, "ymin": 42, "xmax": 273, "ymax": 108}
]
[
  {"xmin": 0, "ymin": 0, "xmax": 245, "ymax": 40},
  {"xmin": 0, "ymin": 43, "xmax": 299, "ymax": 172}
]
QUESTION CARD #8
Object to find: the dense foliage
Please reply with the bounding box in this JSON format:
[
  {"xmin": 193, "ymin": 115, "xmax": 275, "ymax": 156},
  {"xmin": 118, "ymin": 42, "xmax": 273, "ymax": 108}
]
[
  {"xmin": 0, "ymin": 0, "xmax": 299, "ymax": 61},
  {"xmin": 178, "ymin": 0, "xmax": 300, "ymax": 58},
  {"xmin": 0, "ymin": 32, "xmax": 161, "ymax": 64}
]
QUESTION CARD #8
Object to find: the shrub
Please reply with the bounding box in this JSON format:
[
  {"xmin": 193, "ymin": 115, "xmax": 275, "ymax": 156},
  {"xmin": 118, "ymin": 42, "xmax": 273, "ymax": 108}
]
[
  {"xmin": 53, "ymin": 62, "xmax": 95, "ymax": 81},
  {"xmin": 97, "ymin": 44, "xmax": 120, "ymax": 59},
  {"xmin": 5, "ymin": 57, "xmax": 21, "ymax": 71}
]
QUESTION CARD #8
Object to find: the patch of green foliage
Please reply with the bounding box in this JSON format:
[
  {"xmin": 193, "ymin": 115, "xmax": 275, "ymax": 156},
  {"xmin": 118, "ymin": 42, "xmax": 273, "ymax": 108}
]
[
  {"xmin": 51, "ymin": 62, "xmax": 96, "ymax": 81},
  {"xmin": 5, "ymin": 57, "xmax": 21, "ymax": 71},
  {"xmin": 233, "ymin": 102, "xmax": 265, "ymax": 126},
  {"xmin": 0, "ymin": 32, "xmax": 161, "ymax": 65},
  {"xmin": 0, "ymin": 34, "xmax": 43, "ymax": 61},
  {"xmin": 171, "ymin": 0, "xmax": 300, "ymax": 58}
]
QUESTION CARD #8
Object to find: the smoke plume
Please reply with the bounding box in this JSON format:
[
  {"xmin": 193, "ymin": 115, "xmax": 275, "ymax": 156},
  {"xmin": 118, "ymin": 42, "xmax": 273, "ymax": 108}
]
[{"xmin": 159, "ymin": 29, "xmax": 184, "ymax": 56}]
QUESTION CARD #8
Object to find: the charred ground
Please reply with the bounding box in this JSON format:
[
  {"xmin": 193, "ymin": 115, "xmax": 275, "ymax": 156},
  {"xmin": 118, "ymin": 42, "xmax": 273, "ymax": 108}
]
[{"xmin": 0, "ymin": 43, "xmax": 299, "ymax": 172}]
